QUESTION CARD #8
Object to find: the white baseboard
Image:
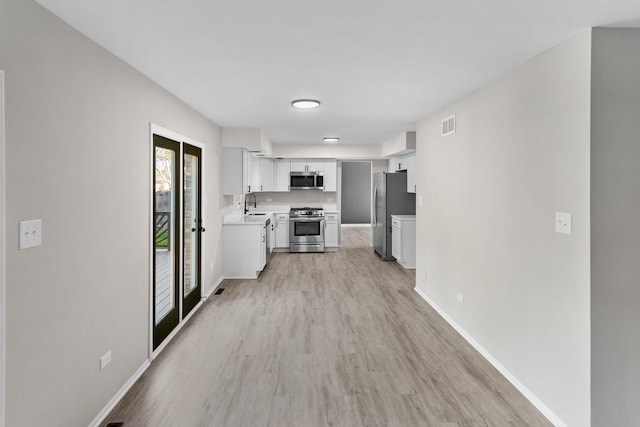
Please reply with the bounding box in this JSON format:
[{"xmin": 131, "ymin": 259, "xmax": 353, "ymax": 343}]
[
  {"xmin": 413, "ymin": 286, "xmax": 567, "ymax": 427},
  {"xmin": 88, "ymin": 359, "xmax": 150, "ymax": 427}
]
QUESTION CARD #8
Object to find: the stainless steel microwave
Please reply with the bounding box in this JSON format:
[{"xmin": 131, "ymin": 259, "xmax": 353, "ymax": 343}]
[{"xmin": 290, "ymin": 171, "xmax": 324, "ymax": 190}]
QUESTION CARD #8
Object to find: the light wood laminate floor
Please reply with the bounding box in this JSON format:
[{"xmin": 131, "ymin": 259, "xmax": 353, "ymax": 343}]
[{"xmin": 102, "ymin": 225, "xmax": 551, "ymax": 427}]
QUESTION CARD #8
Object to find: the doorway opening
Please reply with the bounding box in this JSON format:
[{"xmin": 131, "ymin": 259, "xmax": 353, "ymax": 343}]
[{"xmin": 341, "ymin": 161, "xmax": 372, "ymax": 224}]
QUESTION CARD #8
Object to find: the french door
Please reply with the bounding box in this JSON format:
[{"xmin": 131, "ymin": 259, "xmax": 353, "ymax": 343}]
[
  {"xmin": 152, "ymin": 135, "xmax": 203, "ymax": 350},
  {"xmin": 182, "ymin": 143, "xmax": 202, "ymax": 318},
  {"xmin": 153, "ymin": 135, "xmax": 180, "ymax": 349}
]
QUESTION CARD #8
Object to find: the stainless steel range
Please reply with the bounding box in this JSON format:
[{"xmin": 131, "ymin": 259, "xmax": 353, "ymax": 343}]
[{"xmin": 289, "ymin": 207, "xmax": 325, "ymax": 253}]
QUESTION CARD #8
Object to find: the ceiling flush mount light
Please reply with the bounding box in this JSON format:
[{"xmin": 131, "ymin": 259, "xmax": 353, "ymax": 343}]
[
  {"xmin": 323, "ymin": 137, "xmax": 340, "ymax": 143},
  {"xmin": 291, "ymin": 99, "xmax": 320, "ymax": 109}
]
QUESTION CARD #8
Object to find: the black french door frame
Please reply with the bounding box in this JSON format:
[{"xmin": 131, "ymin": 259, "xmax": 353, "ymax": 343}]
[
  {"xmin": 182, "ymin": 143, "xmax": 202, "ymax": 318},
  {"xmin": 152, "ymin": 134, "xmax": 180, "ymax": 350}
]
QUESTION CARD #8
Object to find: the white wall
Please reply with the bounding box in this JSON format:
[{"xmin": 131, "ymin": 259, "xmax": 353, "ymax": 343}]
[
  {"xmin": 0, "ymin": 0, "xmax": 231, "ymax": 425},
  {"xmin": 415, "ymin": 31, "xmax": 592, "ymax": 426},
  {"xmin": 590, "ymin": 28, "xmax": 640, "ymax": 427}
]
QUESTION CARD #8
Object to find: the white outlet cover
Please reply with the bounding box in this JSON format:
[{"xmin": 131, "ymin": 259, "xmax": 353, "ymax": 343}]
[
  {"xmin": 555, "ymin": 212, "xmax": 572, "ymax": 235},
  {"xmin": 19, "ymin": 219, "xmax": 42, "ymax": 249},
  {"xmin": 457, "ymin": 292, "xmax": 464, "ymax": 303},
  {"xmin": 100, "ymin": 350, "xmax": 112, "ymax": 371}
]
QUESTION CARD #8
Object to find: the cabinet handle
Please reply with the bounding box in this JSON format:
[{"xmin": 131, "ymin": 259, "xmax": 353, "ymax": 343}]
[
  {"xmin": 248, "ymin": 185, "xmax": 251, "ymax": 193},
  {"xmin": 414, "ymin": 185, "xmax": 416, "ymax": 192},
  {"xmin": 262, "ymin": 235, "xmax": 265, "ymax": 242}
]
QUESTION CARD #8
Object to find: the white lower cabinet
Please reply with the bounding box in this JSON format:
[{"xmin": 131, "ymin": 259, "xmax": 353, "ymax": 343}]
[
  {"xmin": 275, "ymin": 213, "xmax": 289, "ymax": 248},
  {"xmin": 223, "ymin": 223, "xmax": 266, "ymax": 278},
  {"xmin": 391, "ymin": 215, "xmax": 416, "ymax": 269},
  {"xmin": 324, "ymin": 212, "xmax": 340, "ymax": 248}
]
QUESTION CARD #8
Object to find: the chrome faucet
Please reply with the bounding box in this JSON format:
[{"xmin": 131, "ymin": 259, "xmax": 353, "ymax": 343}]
[{"xmin": 244, "ymin": 193, "xmax": 257, "ymax": 214}]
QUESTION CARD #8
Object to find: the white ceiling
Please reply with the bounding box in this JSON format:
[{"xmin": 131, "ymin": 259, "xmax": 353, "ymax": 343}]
[{"xmin": 34, "ymin": 0, "xmax": 640, "ymax": 145}]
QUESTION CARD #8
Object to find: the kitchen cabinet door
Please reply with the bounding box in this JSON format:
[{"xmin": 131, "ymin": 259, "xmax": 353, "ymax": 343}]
[
  {"xmin": 223, "ymin": 224, "xmax": 264, "ymax": 278},
  {"xmin": 391, "ymin": 225, "xmax": 401, "ymax": 260},
  {"xmin": 307, "ymin": 160, "xmax": 324, "ymax": 172},
  {"xmin": 223, "ymin": 147, "xmax": 250, "ymax": 195},
  {"xmin": 249, "ymin": 155, "xmax": 260, "ymax": 193},
  {"xmin": 243, "ymin": 149, "xmax": 251, "ymax": 194},
  {"xmin": 259, "ymin": 225, "xmax": 266, "ymax": 270},
  {"xmin": 406, "ymin": 154, "xmax": 416, "ymax": 193},
  {"xmin": 275, "ymin": 214, "xmax": 289, "ymax": 248},
  {"xmin": 388, "ymin": 158, "xmax": 397, "ymax": 172},
  {"xmin": 275, "ymin": 159, "xmax": 291, "ymax": 191},
  {"xmin": 390, "ymin": 215, "xmax": 416, "ymax": 269},
  {"xmin": 291, "ymin": 159, "xmax": 324, "ymax": 172},
  {"xmin": 290, "ymin": 160, "xmax": 307, "ymax": 172},
  {"xmin": 324, "ymin": 213, "xmax": 340, "ymax": 247},
  {"xmin": 260, "ymin": 158, "xmax": 275, "ymax": 192},
  {"xmin": 323, "ymin": 160, "xmax": 337, "ymax": 192}
]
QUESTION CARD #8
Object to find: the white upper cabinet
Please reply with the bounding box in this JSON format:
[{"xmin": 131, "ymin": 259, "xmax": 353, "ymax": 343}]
[
  {"xmin": 249, "ymin": 155, "xmax": 260, "ymax": 193},
  {"xmin": 388, "ymin": 157, "xmax": 398, "ymax": 172},
  {"xmin": 307, "ymin": 160, "xmax": 324, "ymax": 172},
  {"xmin": 242, "ymin": 149, "xmax": 250, "ymax": 194},
  {"xmin": 291, "ymin": 159, "xmax": 324, "ymax": 173},
  {"xmin": 259, "ymin": 158, "xmax": 275, "ymax": 192},
  {"xmin": 406, "ymin": 155, "xmax": 416, "ymax": 193},
  {"xmin": 323, "ymin": 160, "xmax": 337, "ymax": 192},
  {"xmin": 388, "ymin": 154, "xmax": 417, "ymax": 193},
  {"xmin": 226, "ymin": 153, "xmax": 337, "ymax": 194},
  {"xmin": 223, "ymin": 147, "xmax": 251, "ymax": 195},
  {"xmin": 275, "ymin": 159, "xmax": 291, "ymax": 192},
  {"xmin": 290, "ymin": 160, "xmax": 306, "ymax": 172},
  {"xmin": 245, "ymin": 156, "xmax": 276, "ymax": 193},
  {"xmin": 390, "ymin": 156, "xmax": 409, "ymax": 171}
]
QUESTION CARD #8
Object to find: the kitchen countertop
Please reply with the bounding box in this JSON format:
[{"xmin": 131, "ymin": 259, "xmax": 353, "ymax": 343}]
[
  {"xmin": 223, "ymin": 213, "xmax": 273, "ymax": 226},
  {"xmin": 390, "ymin": 214, "xmax": 416, "ymax": 220}
]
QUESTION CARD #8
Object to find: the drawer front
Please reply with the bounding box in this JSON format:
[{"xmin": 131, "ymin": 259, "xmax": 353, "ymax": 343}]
[
  {"xmin": 325, "ymin": 214, "xmax": 338, "ymax": 221},
  {"xmin": 276, "ymin": 214, "xmax": 289, "ymax": 222}
]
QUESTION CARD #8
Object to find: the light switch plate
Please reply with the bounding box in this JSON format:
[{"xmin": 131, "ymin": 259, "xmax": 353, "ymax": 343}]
[
  {"xmin": 19, "ymin": 219, "xmax": 42, "ymax": 249},
  {"xmin": 555, "ymin": 212, "xmax": 571, "ymax": 235},
  {"xmin": 100, "ymin": 350, "xmax": 111, "ymax": 371}
]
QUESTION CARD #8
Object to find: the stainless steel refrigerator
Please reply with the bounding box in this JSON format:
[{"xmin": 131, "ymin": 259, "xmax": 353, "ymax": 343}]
[{"xmin": 373, "ymin": 172, "xmax": 416, "ymax": 260}]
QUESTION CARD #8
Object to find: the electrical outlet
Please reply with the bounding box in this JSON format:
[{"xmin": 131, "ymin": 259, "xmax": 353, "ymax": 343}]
[
  {"xmin": 457, "ymin": 293, "xmax": 464, "ymax": 303},
  {"xmin": 19, "ymin": 219, "xmax": 42, "ymax": 249},
  {"xmin": 100, "ymin": 350, "xmax": 112, "ymax": 371},
  {"xmin": 555, "ymin": 212, "xmax": 572, "ymax": 235}
]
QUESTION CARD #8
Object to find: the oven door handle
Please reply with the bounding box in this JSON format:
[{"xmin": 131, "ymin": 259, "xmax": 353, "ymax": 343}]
[{"xmin": 290, "ymin": 218, "xmax": 323, "ymax": 222}]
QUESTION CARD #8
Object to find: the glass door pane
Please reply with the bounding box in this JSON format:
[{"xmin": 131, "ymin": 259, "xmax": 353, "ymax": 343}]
[
  {"xmin": 183, "ymin": 144, "xmax": 202, "ymax": 317},
  {"xmin": 153, "ymin": 135, "xmax": 180, "ymax": 349}
]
